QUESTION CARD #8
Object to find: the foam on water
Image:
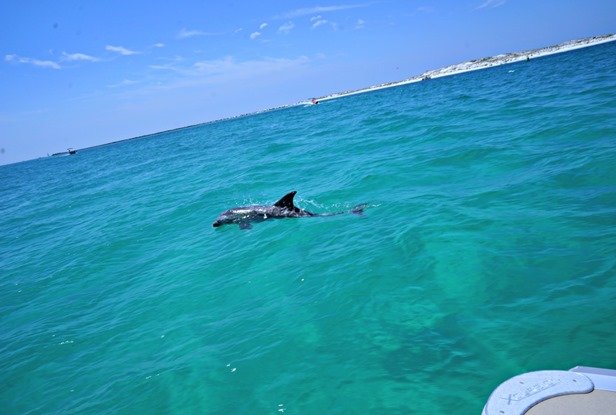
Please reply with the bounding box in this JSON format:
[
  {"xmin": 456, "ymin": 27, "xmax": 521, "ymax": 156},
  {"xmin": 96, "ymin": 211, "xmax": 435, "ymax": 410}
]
[{"xmin": 1, "ymin": 41, "xmax": 616, "ymax": 414}]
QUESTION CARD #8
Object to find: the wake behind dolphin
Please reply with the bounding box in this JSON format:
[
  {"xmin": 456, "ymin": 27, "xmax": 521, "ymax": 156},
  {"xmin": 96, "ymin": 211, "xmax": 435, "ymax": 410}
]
[{"xmin": 212, "ymin": 191, "xmax": 366, "ymax": 229}]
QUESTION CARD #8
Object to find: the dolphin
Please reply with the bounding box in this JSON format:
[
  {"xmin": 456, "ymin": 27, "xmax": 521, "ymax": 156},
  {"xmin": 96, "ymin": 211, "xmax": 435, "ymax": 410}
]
[{"xmin": 212, "ymin": 190, "xmax": 366, "ymax": 229}]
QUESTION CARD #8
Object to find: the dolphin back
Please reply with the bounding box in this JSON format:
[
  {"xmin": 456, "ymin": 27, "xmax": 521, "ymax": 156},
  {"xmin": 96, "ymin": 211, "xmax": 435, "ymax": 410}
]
[
  {"xmin": 273, "ymin": 190, "xmax": 314, "ymax": 216},
  {"xmin": 273, "ymin": 191, "xmax": 298, "ymax": 210}
]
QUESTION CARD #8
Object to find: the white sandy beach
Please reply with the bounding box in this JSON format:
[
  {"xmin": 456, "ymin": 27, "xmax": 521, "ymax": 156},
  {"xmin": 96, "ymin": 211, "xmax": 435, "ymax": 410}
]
[
  {"xmin": 314, "ymin": 33, "xmax": 616, "ymax": 103},
  {"xmin": 76, "ymin": 34, "xmax": 616, "ymax": 154}
]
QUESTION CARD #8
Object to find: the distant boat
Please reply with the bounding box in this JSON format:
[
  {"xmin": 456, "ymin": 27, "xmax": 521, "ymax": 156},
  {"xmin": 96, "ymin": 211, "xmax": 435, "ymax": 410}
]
[{"xmin": 51, "ymin": 148, "xmax": 77, "ymax": 157}]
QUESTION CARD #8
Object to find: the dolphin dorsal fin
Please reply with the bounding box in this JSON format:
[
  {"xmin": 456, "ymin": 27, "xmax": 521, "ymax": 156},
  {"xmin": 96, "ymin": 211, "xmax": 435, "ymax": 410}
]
[{"xmin": 274, "ymin": 191, "xmax": 297, "ymax": 210}]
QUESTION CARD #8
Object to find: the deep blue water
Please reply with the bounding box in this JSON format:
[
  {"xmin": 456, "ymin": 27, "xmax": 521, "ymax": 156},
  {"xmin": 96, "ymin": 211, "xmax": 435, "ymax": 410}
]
[{"xmin": 1, "ymin": 41, "xmax": 615, "ymax": 414}]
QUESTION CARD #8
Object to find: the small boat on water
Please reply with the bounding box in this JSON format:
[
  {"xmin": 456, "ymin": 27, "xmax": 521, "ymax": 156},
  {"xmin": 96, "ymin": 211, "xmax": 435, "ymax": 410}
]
[
  {"xmin": 483, "ymin": 366, "xmax": 616, "ymax": 414},
  {"xmin": 51, "ymin": 148, "xmax": 77, "ymax": 157}
]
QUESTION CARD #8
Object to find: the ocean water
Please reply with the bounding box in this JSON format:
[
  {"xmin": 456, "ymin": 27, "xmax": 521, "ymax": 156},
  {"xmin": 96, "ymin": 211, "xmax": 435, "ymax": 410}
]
[{"xmin": 2, "ymin": 41, "xmax": 616, "ymax": 414}]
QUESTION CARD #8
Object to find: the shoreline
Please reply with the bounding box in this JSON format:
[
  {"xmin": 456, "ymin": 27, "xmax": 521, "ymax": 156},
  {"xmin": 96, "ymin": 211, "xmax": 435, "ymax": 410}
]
[
  {"xmin": 314, "ymin": 34, "xmax": 616, "ymax": 102},
  {"xmin": 54, "ymin": 33, "xmax": 616, "ymax": 157}
]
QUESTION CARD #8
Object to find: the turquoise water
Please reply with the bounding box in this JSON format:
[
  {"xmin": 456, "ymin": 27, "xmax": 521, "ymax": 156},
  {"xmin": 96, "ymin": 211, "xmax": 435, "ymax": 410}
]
[{"xmin": 2, "ymin": 42, "xmax": 616, "ymax": 414}]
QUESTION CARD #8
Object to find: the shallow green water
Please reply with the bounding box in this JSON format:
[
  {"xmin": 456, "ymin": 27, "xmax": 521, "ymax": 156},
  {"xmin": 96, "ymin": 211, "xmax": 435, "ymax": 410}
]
[{"xmin": 1, "ymin": 42, "xmax": 615, "ymax": 414}]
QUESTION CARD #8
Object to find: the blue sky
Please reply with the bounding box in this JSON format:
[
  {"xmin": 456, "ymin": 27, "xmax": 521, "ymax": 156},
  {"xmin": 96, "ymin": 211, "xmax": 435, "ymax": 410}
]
[{"xmin": 1, "ymin": 0, "xmax": 614, "ymax": 165}]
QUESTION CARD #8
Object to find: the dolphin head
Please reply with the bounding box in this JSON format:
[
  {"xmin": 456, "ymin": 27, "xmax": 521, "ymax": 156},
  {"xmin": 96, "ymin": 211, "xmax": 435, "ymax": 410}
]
[
  {"xmin": 212, "ymin": 208, "xmax": 252, "ymax": 227},
  {"xmin": 212, "ymin": 214, "xmax": 229, "ymax": 227}
]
